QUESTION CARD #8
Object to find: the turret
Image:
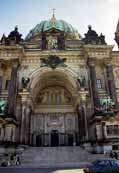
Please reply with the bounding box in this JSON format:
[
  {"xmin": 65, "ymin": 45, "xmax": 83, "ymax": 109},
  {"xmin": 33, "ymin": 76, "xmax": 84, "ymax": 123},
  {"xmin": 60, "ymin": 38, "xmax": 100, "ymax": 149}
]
[{"xmin": 115, "ymin": 19, "xmax": 119, "ymax": 48}]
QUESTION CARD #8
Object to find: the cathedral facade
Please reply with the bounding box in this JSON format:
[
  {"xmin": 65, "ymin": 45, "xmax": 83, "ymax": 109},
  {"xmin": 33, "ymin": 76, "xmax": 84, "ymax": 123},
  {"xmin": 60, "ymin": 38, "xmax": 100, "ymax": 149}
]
[{"xmin": 0, "ymin": 14, "xmax": 119, "ymax": 153}]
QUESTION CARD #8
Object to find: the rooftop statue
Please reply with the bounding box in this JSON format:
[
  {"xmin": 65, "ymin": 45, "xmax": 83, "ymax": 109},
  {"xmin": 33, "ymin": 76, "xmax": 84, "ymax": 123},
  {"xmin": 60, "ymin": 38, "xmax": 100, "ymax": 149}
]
[
  {"xmin": 0, "ymin": 34, "xmax": 9, "ymax": 45},
  {"xmin": 8, "ymin": 26, "xmax": 23, "ymax": 44},
  {"xmin": 99, "ymin": 33, "xmax": 106, "ymax": 45},
  {"xmin": 82, "ymin": 25, "xmax": 106, "ymax": 45},
  {"xmin": 115, "ymin": 19, "xmax": 119, "ymax": 48},
  {"xmin": 115, "ymin": 35, "xmax": 119, "ymax": 48}
]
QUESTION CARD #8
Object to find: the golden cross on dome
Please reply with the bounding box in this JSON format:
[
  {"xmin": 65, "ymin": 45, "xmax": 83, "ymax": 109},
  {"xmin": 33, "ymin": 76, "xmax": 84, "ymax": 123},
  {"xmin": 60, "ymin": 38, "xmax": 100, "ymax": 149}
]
[
  {"xmin": 51, "ymin": 8, "xmax": 56, "ymax": 23},
  {"xmin": 52, "ymin": 8, "xmax": 56, "ymax": 16}
]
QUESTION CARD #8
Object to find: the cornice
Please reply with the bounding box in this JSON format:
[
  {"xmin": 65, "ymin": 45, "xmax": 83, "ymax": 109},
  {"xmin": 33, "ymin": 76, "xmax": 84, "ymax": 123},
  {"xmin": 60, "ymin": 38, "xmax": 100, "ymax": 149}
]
[
  {"xmin": 0, "ymin": 45, "xmax": 24, "ymax": 61},
  {"xmin": 84, "ymin": 44, "xmax": 113, "ymax": 60}
]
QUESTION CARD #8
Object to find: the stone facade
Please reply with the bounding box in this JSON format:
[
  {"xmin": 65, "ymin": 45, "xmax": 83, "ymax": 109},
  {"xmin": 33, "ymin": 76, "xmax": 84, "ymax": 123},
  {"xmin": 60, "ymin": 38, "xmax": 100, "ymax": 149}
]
[{"xmin": 0, "ymin": 15, "xmax": 119, "ymax": 152}]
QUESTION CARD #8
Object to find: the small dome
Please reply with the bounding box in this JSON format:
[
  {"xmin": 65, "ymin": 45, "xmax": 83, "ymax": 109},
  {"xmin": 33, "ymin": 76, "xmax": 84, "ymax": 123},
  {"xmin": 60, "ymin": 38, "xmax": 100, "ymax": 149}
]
[{"xmin": 25, "ymin": 15, "xmax": 80, "ymax": 40}]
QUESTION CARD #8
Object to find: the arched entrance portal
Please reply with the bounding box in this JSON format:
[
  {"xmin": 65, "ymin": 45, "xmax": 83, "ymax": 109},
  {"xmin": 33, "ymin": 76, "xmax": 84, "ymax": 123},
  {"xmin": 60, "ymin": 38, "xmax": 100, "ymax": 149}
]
[{"xmin": 30, "ymin": 70, "xmax": 80, "ymax": 147}]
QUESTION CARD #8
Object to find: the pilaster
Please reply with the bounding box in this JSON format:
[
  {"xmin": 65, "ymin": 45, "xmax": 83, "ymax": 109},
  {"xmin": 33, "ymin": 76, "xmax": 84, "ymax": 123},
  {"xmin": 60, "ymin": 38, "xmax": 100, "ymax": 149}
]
[
  {"xmin": 105, "ymin": 63, "xmax": 118, "ymax": 108},
  {"xmin": 88, "ymin": 58, "xmax": 100, "ymax": 111},
  {"xmin": 19, "ymin": 90, "xmax": 32, "ymax": 144},
  {"xmin": 78, "ymin": 88, "xmax": 89, "ymax": 141},
  {"xmin": 8, "ymin": 61, "xmax": 19, "ymax": 116}
]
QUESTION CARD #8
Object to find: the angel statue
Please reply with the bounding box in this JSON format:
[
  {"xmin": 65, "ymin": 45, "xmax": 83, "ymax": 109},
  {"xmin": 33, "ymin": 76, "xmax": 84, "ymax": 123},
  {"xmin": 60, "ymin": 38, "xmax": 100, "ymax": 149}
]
[
  {"xmin": 21, "ymin": 76, "xmax": 30, "ymax": 89},
  {"xmin": 0, "ymin": 100, "xmax": 8, "ymax": 115}
]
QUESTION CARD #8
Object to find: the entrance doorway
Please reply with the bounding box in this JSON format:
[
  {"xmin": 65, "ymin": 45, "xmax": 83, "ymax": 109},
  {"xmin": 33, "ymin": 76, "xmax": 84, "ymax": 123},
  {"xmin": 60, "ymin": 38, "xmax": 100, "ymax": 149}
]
[
  {"xmin": 36, "ymin": 135, "xmax": 42, "ymax": 147},
  {"xmin": 68, "ymin": 134, "xmax": 74, "ymax": 146},
  {"xmin": 51, "ymin": 130, "xmax": 59, "ymax": 146}
]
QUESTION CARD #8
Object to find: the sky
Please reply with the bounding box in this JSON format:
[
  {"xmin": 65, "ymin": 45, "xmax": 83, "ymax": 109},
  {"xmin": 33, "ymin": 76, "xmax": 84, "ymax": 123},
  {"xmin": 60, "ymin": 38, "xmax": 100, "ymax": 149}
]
[{"xmin": 0, "ymin": 0, "xmax": 119, "ymax": 49}]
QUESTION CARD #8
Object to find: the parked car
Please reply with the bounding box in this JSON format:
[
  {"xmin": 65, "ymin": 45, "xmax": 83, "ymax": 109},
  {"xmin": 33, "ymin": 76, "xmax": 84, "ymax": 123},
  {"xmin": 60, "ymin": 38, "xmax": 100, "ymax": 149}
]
[{"xmin": 83, "ymin": 158, "xmax": 119, "ymax": 173}]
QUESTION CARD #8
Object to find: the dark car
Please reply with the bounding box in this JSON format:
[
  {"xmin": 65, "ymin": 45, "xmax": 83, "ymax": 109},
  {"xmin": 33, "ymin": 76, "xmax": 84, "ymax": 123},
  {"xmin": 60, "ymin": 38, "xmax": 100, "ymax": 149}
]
[{"xmin": 83, "ymin": 158, "xmax": 119, "ymax": 173}]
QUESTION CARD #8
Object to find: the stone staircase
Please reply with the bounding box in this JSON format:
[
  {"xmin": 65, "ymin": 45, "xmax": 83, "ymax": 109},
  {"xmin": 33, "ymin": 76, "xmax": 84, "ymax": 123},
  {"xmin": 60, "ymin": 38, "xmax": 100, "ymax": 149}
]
[{"xmin": 20, "ymin": 146, "xmax": 106, "ymax": 168}]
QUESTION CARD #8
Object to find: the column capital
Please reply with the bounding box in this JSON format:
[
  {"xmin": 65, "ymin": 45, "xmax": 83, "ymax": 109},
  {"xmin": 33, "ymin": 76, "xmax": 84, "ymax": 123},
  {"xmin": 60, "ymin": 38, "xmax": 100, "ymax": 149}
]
[
  {"xmin": 19, "ymin": 90, "xmax": 30, "ymax": 102},
  {"xmin": 105, "ymin": 63, "xmax": 112, "ymax": 67},
  {"xmin": 78, "ymin": 89, "xmax": 88, "ymax": 103},
  {"xmin": 19, "ymin": 90, "xmax": 33, "ymax": 110},
  {"xmin": 103, "ymin": 60, "xmax": 112, "ymax": 67},
  {"xmin": 87, "ymin": 57, "xmax": 96, "ymax": 66},
  {"xmin": 11, "ymin": 59, "xmax": 20, "ymax": 68}
]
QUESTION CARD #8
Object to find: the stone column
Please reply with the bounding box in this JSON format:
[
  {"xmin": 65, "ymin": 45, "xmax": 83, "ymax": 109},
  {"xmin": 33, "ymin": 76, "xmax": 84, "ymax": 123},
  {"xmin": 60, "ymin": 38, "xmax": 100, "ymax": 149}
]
[
  {"xmin": 73, "ymin": 132, "xmax": 76, "ymax": 146},
  {"xmin": 78, "ymin": 89, "xmax": 89, "ymax": 141},
  {"xmin": 25, "ymin": 106, "xmax": 31, "ymax": 144},
  {"xmin": 15, "ymin": 102, "xmax": 22, "ymax": 143},
  {"xmin": 77, "ymin": 105, "xmax": 82, "ymax": 142},
  {"xmin": 8, "ymin": 63, "xmax": 19, "ymax": 116},
  {"xmin": 33, "ymin": 134, "xmax": 36, "ymax": 146},
  {"xmin": 49, "ymin": 133, "xmax": 51, "ymax": 146},
  {"xmin": 19, "ymin": 91, "xmax": 31, "ymax": 145},
  {"xmin": 0, "ymin": 76, "xmax": 2, "ymax": 94},
  {"xmin": 20, "ymin": 104, "xmax": 26, "ymax": 143},
  {"xmin": 106, "ymin": 64, "xmax": 118, "ymax": 107},
  {"xmin": 65, "ymin": 134, "xmax": 68, "ymax": 146},
  {"xmin": 0, "ymin": 62, "xmax": 3, "ymax": 95},
  {"xmin": 58, "ymin": 133, "xmax": 60, "ymax": 146},
  {"xmin": 79, "ymin": 105, "xmax": 86, "ymax": 141},
  {"xmin": 0, "ymin": 125, "xmax": 4, "ymax": 141},
  {"xmin": 88, "ymin": 59, "xmax": 100, "ymax": 110}
]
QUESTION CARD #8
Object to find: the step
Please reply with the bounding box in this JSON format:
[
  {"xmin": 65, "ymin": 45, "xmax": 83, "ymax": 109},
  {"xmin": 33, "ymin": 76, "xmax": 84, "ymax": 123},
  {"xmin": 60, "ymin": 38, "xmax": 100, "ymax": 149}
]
[{"xmin": 20, "ymin": 146, "xmax": 107, "ymax": 168}]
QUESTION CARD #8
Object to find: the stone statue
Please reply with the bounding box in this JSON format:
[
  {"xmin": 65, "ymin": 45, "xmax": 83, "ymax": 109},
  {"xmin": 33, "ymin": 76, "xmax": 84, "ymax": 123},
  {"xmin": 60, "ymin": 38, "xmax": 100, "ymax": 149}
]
[
  {"xmin": 98, "ymin": 33, "xmax": 106, "ymax": 45},
  {"xmin": 48, "ymin": 36, "xmax": 57, "ymax": 49},
  {"xmin": 8, "ymin": 26, "xmax": 22, "ymax": 44},
  {"xmin": 77, "ymin": 76, "xmax": 86, "ymax": 88},
  {"xmin": 21, "ymin": 77, "xmax": 30, "ymax": 89},
  {"xmin": 40, "ymin": 55, "xmax": 67, "ymax": 69},
  {"xmin": 0, "ymin": 100, "xmax": 8, "ymax": 115},
  {"xmin": 82, "ymin": 25, "xmax": 106, "ymax": 45},
  {"xmin": 1, "ymin": 34, "xmax": 8, "ymax": 45},
  {"xmin": 100, "ymin": 96, "xmax": 115, "ymax": 112},
  {"xmin": 51, "ymin": 38, "xmax": 57, "ymax": 49}
]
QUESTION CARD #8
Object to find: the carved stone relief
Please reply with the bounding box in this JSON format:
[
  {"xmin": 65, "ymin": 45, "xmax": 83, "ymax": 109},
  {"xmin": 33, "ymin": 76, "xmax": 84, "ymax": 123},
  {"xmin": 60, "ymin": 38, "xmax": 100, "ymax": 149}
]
[
  {"xmin": 31, "ymin": 112, "xmax": 77, "ymax": 134},
  {"xmin": 45, "ymin": 113, "xmax": 64, "ymax": 133},
  {"xmin": 65, "ymin": 113, "xmax": 76, "ymax": 131},
  {"xmin": 36, "ymin": 87, "xmax": 72, "ymax": 105}
]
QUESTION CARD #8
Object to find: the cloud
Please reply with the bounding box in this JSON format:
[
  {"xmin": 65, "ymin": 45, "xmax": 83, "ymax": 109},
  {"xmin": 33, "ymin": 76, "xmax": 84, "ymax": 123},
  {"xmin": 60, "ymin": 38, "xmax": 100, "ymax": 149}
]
[
  {"xmin": 0, "ymin": 0, "xmax": 118, "ymax": 49},
  {"xmin": 108, "ymin": 0, "xmax": 119, "ymax": 3}
]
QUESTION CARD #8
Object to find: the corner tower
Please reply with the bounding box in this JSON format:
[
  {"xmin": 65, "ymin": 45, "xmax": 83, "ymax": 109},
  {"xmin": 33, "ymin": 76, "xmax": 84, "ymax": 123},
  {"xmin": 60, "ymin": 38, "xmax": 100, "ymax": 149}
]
[{"xmin": 115, "ymin": 19, "xmax": 119, "ymax": 48}]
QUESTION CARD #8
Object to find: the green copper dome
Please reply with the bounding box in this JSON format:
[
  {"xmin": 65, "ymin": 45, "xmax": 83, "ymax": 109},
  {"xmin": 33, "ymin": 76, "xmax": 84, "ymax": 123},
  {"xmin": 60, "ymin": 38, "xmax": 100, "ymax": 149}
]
[{"xmin": 25, "ymin": 15, "xmax": 79, "ymax": 40}]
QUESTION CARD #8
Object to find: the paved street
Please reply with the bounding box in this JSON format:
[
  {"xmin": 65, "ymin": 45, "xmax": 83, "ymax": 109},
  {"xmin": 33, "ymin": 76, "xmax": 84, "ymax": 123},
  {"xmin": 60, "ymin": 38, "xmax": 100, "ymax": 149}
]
[{"xmin": 0, "ymin": 168, "xmax": 84, "ymax": 173}]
